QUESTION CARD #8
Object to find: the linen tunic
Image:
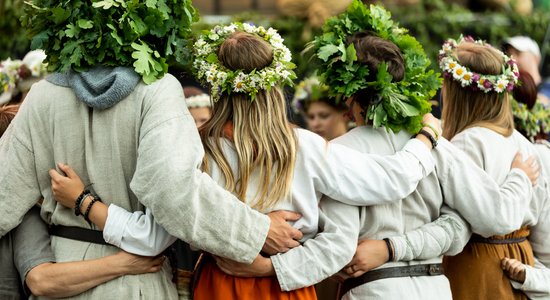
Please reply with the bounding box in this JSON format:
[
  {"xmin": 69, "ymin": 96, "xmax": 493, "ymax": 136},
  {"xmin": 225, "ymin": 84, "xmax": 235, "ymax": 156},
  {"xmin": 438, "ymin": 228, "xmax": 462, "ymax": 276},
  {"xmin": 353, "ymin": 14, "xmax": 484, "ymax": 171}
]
[
  {"xmin": 0, "ymin": 74, "xmax": 274, "ymax": 299},
  {"xmin": 448, "ymin": 127, "xmax": 550, "ymax": 298},
  {"xmin": 102, "ymin": 127, "xmax": 436, "ymax": 293},
  {"xmin": 314, "ymin": 126, "xmax": 533, "ymax": 300},
  {"xmin": 451, "ymin": 128, "xmax": 550, "ymax": 264}
]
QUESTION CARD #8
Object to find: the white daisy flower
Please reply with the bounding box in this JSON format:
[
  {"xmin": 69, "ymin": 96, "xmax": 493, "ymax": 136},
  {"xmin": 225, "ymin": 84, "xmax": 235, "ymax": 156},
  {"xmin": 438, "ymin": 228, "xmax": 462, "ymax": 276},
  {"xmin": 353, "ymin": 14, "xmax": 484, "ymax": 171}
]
[{"xmin": 494, "ymin": 79, "xmax": 508, "ymax": 93}]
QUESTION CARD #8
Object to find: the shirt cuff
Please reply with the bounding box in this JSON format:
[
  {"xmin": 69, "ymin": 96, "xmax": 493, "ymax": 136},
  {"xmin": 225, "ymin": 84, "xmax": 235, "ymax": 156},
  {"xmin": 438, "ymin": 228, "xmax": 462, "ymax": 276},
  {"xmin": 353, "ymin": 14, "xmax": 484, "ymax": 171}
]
[
  {"xmin": 510, "ymin": 265, "xmax": 536, "ymax": 291},
  {"xmin": 404, "ymin": 138, "xmax": 435, "ymax": 176},
  {"xmin": 270, "ymin": 254, "xmax": 291, "ymax": 291},
  {"xmin": 103, "ymin": 204, "xmax": 131, "ymax": 248},
  {"xmin": 389, "ymin": 236, "xmax": 409, "ymax": 262}
]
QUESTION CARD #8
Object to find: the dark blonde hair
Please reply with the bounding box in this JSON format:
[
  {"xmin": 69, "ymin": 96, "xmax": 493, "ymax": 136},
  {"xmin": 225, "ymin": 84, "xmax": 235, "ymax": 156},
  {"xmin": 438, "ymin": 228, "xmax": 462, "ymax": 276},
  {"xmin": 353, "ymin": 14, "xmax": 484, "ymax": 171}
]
[
  {"xmin": 0, "ymin": 105, "xmax": 19, "ymax": 138},
  {"xmin": 442, "ymin": 41, "xmax": 514, "ymax": 140},
  {"xmin": 200, "ymin": 32, "xmax": 297, "ymax": 211}
]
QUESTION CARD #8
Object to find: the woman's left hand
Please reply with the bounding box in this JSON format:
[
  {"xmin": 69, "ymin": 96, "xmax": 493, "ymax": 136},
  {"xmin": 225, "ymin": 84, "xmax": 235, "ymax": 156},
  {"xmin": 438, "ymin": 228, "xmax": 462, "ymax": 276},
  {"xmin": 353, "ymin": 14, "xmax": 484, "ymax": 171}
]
[
  {"xmin": 48, "ymin": 163, "xmax": 85, "ymax": 209},
  {"xmin": 214, "ymin": 254, "xmax": 275, "ymax": 277},
  {"xmin": 344, "ymin": 239, "xmax": 389, "ymax": 278}
]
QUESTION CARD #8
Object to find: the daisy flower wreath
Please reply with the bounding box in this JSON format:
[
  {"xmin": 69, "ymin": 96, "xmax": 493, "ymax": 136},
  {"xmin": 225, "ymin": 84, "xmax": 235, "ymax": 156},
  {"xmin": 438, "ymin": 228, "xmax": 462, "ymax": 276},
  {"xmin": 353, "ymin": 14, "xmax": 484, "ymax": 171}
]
[
  {"xmin": 439, "ymin": 36, "xmax": 520, "ymax": 94},
  {"xmin": 310, "ymin": 1, "xmax": 441, "ymax": 134},
  {"xmin": 193, "ymin": 23, "xmax": 296, "ymax": 101}
]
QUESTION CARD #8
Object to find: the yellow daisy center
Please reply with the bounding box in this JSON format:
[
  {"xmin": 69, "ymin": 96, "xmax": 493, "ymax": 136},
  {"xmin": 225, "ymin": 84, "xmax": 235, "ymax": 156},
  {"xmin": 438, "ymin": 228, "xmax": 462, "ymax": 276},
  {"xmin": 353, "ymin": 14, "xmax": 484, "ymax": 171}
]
[
  {"xmin": 449, "ymin": 63, "xmax": 456, "ymax": 69},
  {"xmin": 456, "ymin": 68, "xmax": 464, "ymax": 76},
  {"xmin": 463, "ymin": 74, "xmax": 471, "ymax": 80}
]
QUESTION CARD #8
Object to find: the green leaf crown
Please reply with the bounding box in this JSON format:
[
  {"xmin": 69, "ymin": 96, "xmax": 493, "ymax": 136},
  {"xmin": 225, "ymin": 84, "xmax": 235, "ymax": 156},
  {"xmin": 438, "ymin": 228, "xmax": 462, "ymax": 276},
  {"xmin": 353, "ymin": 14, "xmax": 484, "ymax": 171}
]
[
  {"xmin": 511, "ymin": 98, "xmax": 549, "ymax": 142},
  {"xmin": 291, "ymin": 75, "xmax": 331, "ymax": 113},
  {"xmin": 192, "ymin": 22, "xmax": 296, "ymax": 101},
  {"xmin": 21, "ymin": 0, "xmax": 198, "ymax": 84},
  {"xmin": 311, "ymin": 1, "xmax": 441, "ymax": 133}
]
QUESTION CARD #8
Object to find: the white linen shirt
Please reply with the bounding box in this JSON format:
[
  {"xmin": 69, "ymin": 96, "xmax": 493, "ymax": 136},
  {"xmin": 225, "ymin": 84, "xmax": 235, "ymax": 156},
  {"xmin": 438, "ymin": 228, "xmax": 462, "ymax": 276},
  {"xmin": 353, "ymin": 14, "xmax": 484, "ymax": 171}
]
[
  {"xmin": 316, "ymin": 126, "xmax": 533, "ymax": 300},
  {"xmin": 103, "ymin": 127, "xmax": 436, "ymax": 289}
]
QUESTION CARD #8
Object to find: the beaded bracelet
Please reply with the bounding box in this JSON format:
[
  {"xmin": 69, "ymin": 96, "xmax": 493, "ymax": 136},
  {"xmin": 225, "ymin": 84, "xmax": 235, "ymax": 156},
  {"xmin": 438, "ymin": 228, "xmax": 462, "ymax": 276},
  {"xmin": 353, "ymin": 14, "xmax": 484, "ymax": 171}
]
[
  {"xmin": 74, "ymin": 190, "xmax": 91, "ymax": 216},
  {"xmin": 83, "ymin": 194, "xmax": 102, "ymax": 226},
  {"xmin": 383, "ymin": 238, "xmax": 395, "ymax": 262}
]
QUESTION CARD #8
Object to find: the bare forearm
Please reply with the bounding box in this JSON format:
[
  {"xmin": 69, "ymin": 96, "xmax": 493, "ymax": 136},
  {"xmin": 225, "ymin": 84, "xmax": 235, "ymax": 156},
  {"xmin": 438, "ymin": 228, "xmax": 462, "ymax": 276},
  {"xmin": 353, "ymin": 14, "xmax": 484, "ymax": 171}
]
[{"xmin": 26, "ymin": 255, "xmax": 125, "ymax": 298}]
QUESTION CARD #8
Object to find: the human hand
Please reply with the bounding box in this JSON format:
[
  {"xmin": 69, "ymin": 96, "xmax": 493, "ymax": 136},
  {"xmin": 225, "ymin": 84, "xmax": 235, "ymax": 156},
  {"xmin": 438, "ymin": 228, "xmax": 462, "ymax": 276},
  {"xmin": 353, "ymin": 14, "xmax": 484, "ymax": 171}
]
[
  {"xmin": 421, "ymin": 113, "xmax": 442, "ymax": 139},
  {"xmin": 344, "ymin": 239, "xmax": 389, "ymax": 278},
  {"xmin": 114, "ymin": 251, "xmax": 165, "ymax": 275},
  {"xmin": 263, "ymin": 210, "xmax": 303, "ymax": 255},
  {"xmin": 48, "ymin": 163, "xmax": 86, "ymax": 208},
  {"xmin": 511, "ymin": 152, "xmax": 539, "ymax": 186},
  {"xmin": 501, "ymin": 257, "xmax": 526, "ymax": 283},
  {"xmin": 214, "ymin": 254, "xmax": 275, "ymax": 277}
]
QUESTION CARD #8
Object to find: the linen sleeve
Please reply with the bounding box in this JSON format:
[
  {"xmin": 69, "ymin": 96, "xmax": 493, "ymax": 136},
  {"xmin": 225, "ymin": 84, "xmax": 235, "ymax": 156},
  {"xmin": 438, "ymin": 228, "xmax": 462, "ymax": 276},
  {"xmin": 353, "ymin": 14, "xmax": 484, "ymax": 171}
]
[
  {"xmin": 0, "ymin": 103, "xmax": 43, "ymax": 237},
  {"xmin": 438, "ymin": 138, "xmax": 532, "ymax": 237},
  {"xmin": 103, "ymin": 205, "xmax": 177, "ymax": 256},
  {"xmin": 129, "ymin": 76, "xmax": 269, "ymax": 264},
  {"xmin": 304, "ymin": 130, "xmax": 435, "ymax": 206},
  {"xmin": 510, "ymin": 259, "xmax": 550, "ymax": 299},
  {"xmin": 270, "ymin": 196, "xmax": 360, "ymax": 291},
  {"xmin": 12, "ymin": 206, "xmax": 56, "ymax": 286},
  {"xmin": 528, "ymin": 187, "xmax": 550, "ymax": 267},
  {"xmin": 389, "ymin": 205, "xmax": 471, "ymax": 262}
]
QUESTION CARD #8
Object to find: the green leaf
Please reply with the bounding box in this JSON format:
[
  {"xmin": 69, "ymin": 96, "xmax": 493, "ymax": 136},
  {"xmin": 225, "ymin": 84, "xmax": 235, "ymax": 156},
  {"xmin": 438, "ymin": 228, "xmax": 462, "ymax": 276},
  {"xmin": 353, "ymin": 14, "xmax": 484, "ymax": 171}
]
[
  {"xmin": 106, "ymin": 24, "xmax": 123, "ymax": 45},
  {"xmin": 52, "ymin": 7, "xmax": 71, "ymax": 24},
  {"xmin": 30, "ymin": 30, "xmax": 50, "ymax": 50},
  {"xmin": 77, "ymin": 19, "xmax": 93, "ymax": 29},
  {"xmin": 317, "ymin": 44, "xmax": 339, "ymax": 61},
  {"xmin": 131, "ymin": 41, "xmax": 155, "ymax": 75},
  {"xmin": 65, "ymin": 24, "xmax": 80, "ymax": 38}
]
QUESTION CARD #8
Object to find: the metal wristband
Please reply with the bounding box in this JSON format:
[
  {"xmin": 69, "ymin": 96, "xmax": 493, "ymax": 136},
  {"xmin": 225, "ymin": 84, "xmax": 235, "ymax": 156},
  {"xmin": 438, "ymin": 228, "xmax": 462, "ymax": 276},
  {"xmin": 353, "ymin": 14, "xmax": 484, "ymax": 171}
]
[{"xmin": 74, "ymin": 190, "xmax": 90, "ymax": 216}]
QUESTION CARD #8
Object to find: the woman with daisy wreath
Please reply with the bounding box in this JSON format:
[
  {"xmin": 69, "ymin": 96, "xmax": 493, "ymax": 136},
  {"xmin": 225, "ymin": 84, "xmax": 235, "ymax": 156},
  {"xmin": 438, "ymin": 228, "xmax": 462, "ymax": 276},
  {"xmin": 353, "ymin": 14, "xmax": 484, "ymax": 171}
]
[
  {"xmin": 438, "ymin": 36, "xmax": 550, "ymax": 299},
  {"xmin": 189, "ymin": 21, "xmax": 448, "ymax": 299},
  {"xmin": 307, "ymin": 1, "xmax": 540, "ymax": 299}
]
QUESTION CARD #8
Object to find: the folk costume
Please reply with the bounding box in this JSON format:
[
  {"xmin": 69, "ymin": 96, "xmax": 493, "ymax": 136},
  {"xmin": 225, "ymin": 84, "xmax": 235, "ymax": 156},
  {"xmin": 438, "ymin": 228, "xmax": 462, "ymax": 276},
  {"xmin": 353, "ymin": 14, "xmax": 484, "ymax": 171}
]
[
  {"xmin": 310, "ymin": 3, "xmax": 536, "ymax": 299},
  {"xmin": 0, "ymin": 2, "xmax": 273, "ymax": 299},
  {"xmin": 436, "ymin": 37, "xmax": 550, "ymax": 300}
]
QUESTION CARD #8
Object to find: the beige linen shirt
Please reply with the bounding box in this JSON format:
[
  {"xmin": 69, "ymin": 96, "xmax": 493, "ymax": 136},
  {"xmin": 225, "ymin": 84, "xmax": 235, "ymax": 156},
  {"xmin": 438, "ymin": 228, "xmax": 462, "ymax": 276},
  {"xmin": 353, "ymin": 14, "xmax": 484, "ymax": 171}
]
[{"xmin": 0, "ymin": 74, "xmax": 270, "ymax": 299}]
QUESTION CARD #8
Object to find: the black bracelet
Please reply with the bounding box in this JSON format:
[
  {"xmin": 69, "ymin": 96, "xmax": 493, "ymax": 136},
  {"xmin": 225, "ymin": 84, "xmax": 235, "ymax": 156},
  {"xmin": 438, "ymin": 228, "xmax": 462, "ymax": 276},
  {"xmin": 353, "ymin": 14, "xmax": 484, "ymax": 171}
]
[
  {"xmin": 417, "ymin": 129, "xmax": 438, "ymax": 148},
  {"xmin": 383, "ymin": 238, "xmax": 395, "ymax": 262},
  {"xmin": 74, "ymin": 190, "xmax": 90, "ymax": 216},
  {"xmin": 83, "ymin": 194, "xmax": 102, "ymax": 226}
]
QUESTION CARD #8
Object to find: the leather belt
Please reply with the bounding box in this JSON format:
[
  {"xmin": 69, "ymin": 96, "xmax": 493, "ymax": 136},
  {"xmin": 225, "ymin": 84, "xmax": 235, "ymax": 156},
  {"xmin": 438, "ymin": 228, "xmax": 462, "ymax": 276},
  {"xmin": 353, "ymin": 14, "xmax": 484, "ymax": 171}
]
[
  {"xmin": 470, "ymin": 234, "xmax": 527, "ymax": 244},
  {"xmin": 49, "ymin": 225, "xmax": 108, "ymax": 245},
  {"xmin": 337, "ymin": 263, "xmax": 444, "ymax": 299}
]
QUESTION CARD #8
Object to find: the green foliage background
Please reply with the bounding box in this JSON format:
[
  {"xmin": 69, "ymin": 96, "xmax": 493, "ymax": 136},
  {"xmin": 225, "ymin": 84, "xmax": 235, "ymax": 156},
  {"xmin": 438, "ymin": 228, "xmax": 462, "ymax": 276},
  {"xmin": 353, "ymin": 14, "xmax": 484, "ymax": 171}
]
[{"xmin": 1, "ymin": 0, "xmax": 549, "ymax": 78}]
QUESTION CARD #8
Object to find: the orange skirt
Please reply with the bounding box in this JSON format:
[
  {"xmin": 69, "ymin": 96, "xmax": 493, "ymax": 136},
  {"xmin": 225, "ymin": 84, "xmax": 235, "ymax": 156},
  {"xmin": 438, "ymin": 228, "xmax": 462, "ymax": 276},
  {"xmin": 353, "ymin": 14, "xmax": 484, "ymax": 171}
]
[
  {"xmin": 443, "ymin": 227, "xmax": 534, "ymax": 300},
  {"xmin": 194, "ymin": 257, "xmax": 317, "ymax": 300}
]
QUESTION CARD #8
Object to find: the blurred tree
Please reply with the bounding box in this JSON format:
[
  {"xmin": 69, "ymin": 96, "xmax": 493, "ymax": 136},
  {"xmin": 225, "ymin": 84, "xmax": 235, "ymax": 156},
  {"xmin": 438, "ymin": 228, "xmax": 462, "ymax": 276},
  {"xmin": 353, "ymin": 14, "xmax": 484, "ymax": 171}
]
[{"xmin": 0, "ymin": 0, "xmax": 29, "ymax": 60}]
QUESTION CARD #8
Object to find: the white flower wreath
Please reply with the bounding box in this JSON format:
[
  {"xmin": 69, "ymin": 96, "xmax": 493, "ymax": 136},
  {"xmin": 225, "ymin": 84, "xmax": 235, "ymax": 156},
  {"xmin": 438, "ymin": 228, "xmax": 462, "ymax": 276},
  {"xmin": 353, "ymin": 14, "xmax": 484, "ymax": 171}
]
[
  {"xmin": 439, "ymin": 36, "xmax": 519, "ymax": 94},
  {"xmin": 192, "ymin": 22, "xmax": 296, "ymax": 101}
]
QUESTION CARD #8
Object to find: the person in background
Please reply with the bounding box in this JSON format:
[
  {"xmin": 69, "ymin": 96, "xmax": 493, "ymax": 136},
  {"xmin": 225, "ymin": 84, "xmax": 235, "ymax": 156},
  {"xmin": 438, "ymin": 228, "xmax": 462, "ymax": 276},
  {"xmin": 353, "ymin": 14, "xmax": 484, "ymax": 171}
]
[
  {"xmin": 292, "ymin": 76, "xmax": 351, "ymax": 140},
  {"xmin": 503, "ymin": 36, "xmax": 550, "ymax": 106},
  {"xmin": 183, "ymin": 86, "xmax": 212, "ymax": 128}
]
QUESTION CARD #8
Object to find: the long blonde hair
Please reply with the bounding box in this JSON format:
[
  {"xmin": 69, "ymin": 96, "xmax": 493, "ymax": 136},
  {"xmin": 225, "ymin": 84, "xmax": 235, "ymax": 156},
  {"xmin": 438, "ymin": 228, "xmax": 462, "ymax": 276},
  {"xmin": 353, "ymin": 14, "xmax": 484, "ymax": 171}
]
[
  {"xmin": 200, "ymin": 32, "xmax": 297, "ymax": 211},
  {"xmin": 442, "ymin": 41, "xmax": 514, "ymax": 140}
]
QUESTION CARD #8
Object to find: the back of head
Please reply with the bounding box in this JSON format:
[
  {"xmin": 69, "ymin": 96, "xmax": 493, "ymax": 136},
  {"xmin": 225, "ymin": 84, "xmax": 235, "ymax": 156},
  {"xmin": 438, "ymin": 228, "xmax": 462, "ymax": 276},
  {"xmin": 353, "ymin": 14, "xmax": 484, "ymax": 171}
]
[
  {"xmin": 348, "ymin": 32, "xmax": 405, "ymax": 109},
  {"xmin": 513, "ymin": 71, "xmax": 537, "ymax": 109},
  {"xmin": 0, "ymin": 105, "xmax": 20, "ymax": 138},
  {"xmin": 200, "ymin": 31, "xmax": 297, "ymax": 211},
  {"xmin": 442, "ymin": 40, "xmax": 515, "ymax": 139}
]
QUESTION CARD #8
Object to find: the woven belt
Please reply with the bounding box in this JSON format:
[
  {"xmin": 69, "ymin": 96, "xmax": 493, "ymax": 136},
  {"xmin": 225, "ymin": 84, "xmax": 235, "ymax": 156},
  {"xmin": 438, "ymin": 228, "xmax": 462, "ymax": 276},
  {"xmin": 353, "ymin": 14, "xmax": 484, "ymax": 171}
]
[
  {"xmin": 470, "ymin": 234, "xmax": 527, "ymax": 245},
  {"xmin": 49, "ymin": 225, "xmax": 108, "ymax": 245},
  {"xmin": 337, "ymin": 263, "xmax": 444, "ymax": 299}
]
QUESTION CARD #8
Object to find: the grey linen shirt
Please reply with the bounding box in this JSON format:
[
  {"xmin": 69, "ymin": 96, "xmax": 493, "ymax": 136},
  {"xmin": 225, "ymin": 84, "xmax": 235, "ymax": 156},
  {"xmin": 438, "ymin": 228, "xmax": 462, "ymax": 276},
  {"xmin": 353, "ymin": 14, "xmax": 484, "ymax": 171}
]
[
  {"xmin": 0, "ymin": 73, "xmax": 269, "ymax": 299},
  {"xmin": 0, "ymin": 206, "xmax": 55, "ymax": 300}
]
